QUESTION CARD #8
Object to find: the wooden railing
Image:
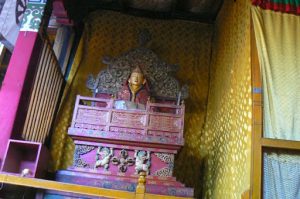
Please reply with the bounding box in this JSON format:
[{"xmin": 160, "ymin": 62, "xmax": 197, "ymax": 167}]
[
  {"xmin": 21, "ymin": 39, "xmax": 64, "ymax": 143},
  {"xmin": 68, "ymin": 95, "xmax": 185, "ymax": 147},
  {"xmin": 0, "ymin": 172, "xmax": 193, "ymax": 199}
]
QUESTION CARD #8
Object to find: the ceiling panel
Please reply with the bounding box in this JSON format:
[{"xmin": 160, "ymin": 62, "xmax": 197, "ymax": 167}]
[{"xmin": 62, "ymin": 0, "xmax": 224, "ymax": 23}]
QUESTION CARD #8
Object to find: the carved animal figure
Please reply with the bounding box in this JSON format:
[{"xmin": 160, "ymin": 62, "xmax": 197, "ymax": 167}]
[
  {"xmin": 134, "ymin": 150, "xmax": 151, "ymax": 175},
  {"xmin": 94, "ymin": 147, "xmax": 113, "ymax": 170}
]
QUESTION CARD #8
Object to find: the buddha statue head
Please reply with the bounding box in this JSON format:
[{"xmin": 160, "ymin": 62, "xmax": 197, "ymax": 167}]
[
  {"xmin": 117, "ymin": 65, "xmax": 150, "ymax": 105},
  {"xmin": 128, "ymin": 66, "xmax": 146, "ymax": 89}
]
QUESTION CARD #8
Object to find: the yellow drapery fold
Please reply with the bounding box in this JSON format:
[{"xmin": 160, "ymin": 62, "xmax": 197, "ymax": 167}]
[
  {"xmin": 252, "ymin": 7, "xmax": 300, "ymax": 140},
  {"xmin": 200, "ymin": 0, "xmax": 252, "ymax": 198}
]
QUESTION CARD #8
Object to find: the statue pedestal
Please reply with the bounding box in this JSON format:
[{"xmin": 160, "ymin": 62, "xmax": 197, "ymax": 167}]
[
  {"xmin": 52, "ymin": 95, "xmax": 193, "ymax": 198},
  {"xmin": 52, "ymin": 170, "xmax": 193, "ymax": 197}
]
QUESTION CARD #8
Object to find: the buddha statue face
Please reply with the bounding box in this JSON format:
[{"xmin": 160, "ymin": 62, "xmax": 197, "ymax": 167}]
[{"xmin": 128, "ymin": 67, "xmax": 146, "ymax": 87}]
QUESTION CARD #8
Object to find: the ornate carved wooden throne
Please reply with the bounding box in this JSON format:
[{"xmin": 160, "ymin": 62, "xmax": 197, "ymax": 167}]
[{"xmin": 55, "ymin": 30, "xmax": 193, "ymax": 198}]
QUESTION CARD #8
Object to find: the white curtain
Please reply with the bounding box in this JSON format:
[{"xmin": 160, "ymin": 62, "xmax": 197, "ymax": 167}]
[
  {"xmin": 252, "ymin": 7, "xmax": 300, "ymax": 141},
  {"xmin": 263, "ymin": 152, "xmax": 300, "ymax": 199},
  {"xmin": 252, "ymin": 6, "xmax": 300, "ymax": 199}
]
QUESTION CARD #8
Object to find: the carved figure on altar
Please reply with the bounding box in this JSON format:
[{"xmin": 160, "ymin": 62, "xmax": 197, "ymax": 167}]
[
  {"xmin": 134, "ymin": 150, "xmax": 151, "ymax": 175},
  {"xmin": 86, "ymin": 30, "xmax": 189, "ymax": 111},
  {"xmin": 94, "ymin": 147, "xmax": 114, "ymax": 170},
  {"xmin": 115, "ymin": 66, "xmax": 150, "ymax": 110}
]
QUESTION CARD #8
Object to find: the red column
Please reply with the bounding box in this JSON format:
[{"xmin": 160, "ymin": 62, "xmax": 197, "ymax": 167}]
[
  {"xmin": 0, "ymin": 0, "xmax": 48, "ymax": 162},
  {"xmin": 0, "ymin": 31, "xmax": 41, "ymax": 160}
]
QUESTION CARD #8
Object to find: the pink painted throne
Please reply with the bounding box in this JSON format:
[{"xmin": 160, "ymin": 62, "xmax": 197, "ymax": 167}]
[{"xmin": 52, "ymin": 30, "xmax": 193, "ymax": 198}]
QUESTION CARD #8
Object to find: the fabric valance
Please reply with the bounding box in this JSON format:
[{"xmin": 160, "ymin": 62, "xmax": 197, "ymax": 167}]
[{"xmin": 252, "ymin": 0, "xmax": 300, "ymax": 15}]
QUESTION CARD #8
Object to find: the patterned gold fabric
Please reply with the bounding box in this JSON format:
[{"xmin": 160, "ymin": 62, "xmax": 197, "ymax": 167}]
[
  {"xmin": 50, "ymin": 10, "xmax": 213, "ymax": 196},
  {"xmin": 201, "ymin": 0, "xmax": 252, "ymax": 198}
]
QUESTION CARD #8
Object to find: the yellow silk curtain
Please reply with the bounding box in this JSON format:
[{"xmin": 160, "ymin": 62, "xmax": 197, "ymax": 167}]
[
  {"xmin": 252, "ymin": 7, "xmax": 300, "ymax": 141},
  {"xmin": 200, "ymin": 0, "xmax": 252, "ymax": 198}
]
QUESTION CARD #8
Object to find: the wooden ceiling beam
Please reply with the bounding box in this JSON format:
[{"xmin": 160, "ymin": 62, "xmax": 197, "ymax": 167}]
[{"xmin": 61, "ymin": 0, "xmax": 223, "ymax": 24}]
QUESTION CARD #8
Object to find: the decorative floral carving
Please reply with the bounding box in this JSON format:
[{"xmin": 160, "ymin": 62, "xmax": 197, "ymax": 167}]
[
  {"xmin": 153, "ymin": 153, "xmax": 174, "ymax": 176},
  {"xmin": 68, "ymin": 128, "xmax": 184, "ymax": 145},
  {"xmin": 94, "ymin": 147, "xmax": 114, "ymax": 170},
  {"xmin": 20, "ymin": 3, "xmax": 46, "ymax": 32},
  {"xmin": 134, "ymin": 150, "xmax": 151, "ymax": 175},
  {"xmin": 111, "ymin": 149, "xmax": 135, "ymax": 173},
  {"xmin": 73, "ymin": 145, "xmax": 96, "ymax": 168},
  {"xmin": 154, "ymin": 153, "xmax": 174, "ymax": 163}
]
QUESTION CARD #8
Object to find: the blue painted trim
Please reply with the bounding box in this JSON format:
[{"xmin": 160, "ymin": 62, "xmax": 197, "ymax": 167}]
[
  {"xmin": 58, "ymin": 27, "xmax": 72, "ymax": 71},
  {"xmin": 64, "ymin": 30, "xmax": 82, "ymax": 80},
  {"xmin": 253, "ymin": 87, "xmax": 262, "ymax": 93}
]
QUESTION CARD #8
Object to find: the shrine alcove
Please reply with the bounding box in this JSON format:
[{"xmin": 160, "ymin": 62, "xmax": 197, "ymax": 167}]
[{"xmin": 0, "ymin": 0, "xmax": 253, "ymax": 199}]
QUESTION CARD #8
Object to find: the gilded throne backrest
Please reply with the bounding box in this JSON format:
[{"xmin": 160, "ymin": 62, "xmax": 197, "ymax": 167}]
[{"xmin": 86, "ymin": 30, "xmax": 188, "ymax": 104}]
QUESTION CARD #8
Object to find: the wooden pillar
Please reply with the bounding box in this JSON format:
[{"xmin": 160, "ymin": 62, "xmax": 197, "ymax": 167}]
[
  {"xmin": 0, "ymin": 0, "xmax": 47, "ymax": 161},
  {"xmin": 135, "ymin": 171, "xmax": 146, "ymax": 199},
  {"xmin": 250, "ymin": 15, "xmax": 263, "ymax": 199}
]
